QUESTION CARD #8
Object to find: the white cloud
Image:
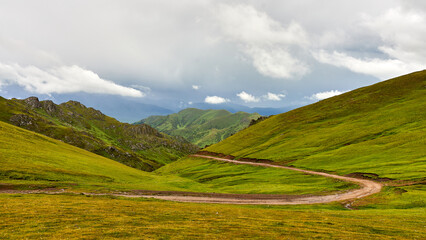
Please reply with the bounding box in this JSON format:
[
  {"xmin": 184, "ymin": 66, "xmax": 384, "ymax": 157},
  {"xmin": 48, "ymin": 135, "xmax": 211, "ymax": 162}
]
[
  {"xmin": 365, "ymin": 7, "xmax": 426, "ymax": 64},
  {"xmin": 236, "ymin": 91, "xmax": 287, "ymax": 102},
  {"xmin": 192, "ymin": 85, "xmax": 200, "ymax": 90},
  {"xmin": 313, "ymin": 50, "xmax": 422, "ymax": 80},
  {"xmin": 204, "ymin": 95, "xmax": 230, "ymax": 104},
  {"xmin": 0, "ymin": 63, "xmax": 143, "ymax": 97},
  {"xmin": 264, "ymin": 92, "xmax": 286, "ymax": 101},
  {"xmin": 314, "ymin": 7, "xmax": 425, "ymax": 80},
  {"xmin": 308, "ymin": 90, "xmax": 346, "ymax": 101},
  {"xmin": 217, "ymin": 4, "xmax": 309, "ymax": 46},
  {"xmin": 216, "ymin": 4, "xmax": 309, "ymax": 79},
  {"xmin": 245, "ymin": 46, "xmax": 309, "ymax": 79},
  {"xmin": 237, "ymin": 91, "xmax": 260, "ymax": 103}
]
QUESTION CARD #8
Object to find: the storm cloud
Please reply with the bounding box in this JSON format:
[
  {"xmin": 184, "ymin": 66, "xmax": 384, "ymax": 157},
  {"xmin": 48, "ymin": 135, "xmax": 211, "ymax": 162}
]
[{"xmin": 0, "ymin": 0, "xmax": 424, "ymax": 115}]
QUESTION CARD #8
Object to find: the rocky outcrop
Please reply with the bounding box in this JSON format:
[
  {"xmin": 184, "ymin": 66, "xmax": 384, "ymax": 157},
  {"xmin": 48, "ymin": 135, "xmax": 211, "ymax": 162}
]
[
  {"xmin": 124, "ymin": 124, "xmax": 163, "ymax": 138},
  {"xmin": 87, "ymin": 107, "xmax": 104, "ymax": 120},
  {"xmin": 40, "ymin": 100, "xmax": 57, "ymax": 114},
  {"xmin": 9, "ymin": 114, "xmax": 37, "ymax": 128},
  {"xmin": 23, "ymin": 97, "xmax": 58, "ymax": 115},
  {"xmin": 24, "ymin": 97, "xmax": 42, "ymax": 109},
  {"xmin": 249, "ymin": 116, "xmax": 269, "ymax": 127},
  {"xmin": 63, "ymin": 100, "xmax": 85, "ymax": 108}
]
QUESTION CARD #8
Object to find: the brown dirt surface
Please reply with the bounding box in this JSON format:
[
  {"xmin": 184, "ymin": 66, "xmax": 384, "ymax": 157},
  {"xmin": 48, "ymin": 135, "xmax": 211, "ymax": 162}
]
[
  {"xmin": 0, "ymin": 154, "xmax": 383, "ymax": 205},
  {"xmin": 125, "ymin": 154, "xmax": 382, "ymax": 205}
]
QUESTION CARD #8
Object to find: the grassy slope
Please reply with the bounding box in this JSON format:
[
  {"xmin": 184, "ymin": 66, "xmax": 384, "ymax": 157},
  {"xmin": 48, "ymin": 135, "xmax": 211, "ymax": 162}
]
[
  {"xmin": 156, "ymin": 157, "xmax": 356, "ymax": 195},
  {"xmin": 0, "ymin": 120, "xmax": 353, "ymax": 195},
  {"xmin": 0, "ymin": 97, "xmax": 198, "ymax": 171},
  {"xmin": 206, "ymin": 71, "xmax": 426, "ymax": 182},
  {"xmin": 0, "ymin": 120, "xmax": 203, "ymax": 192},
  {"xmin": 0, "ymin": 195, "xmax": 424, "ymax": 239},
  {"xmin": 138, "ymin": 108, "xmax": 260, "ymax": 147}
]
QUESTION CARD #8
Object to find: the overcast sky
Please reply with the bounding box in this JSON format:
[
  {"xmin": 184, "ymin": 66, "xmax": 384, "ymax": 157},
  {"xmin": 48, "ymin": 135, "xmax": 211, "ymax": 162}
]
[{"xmin": 0, "ymin": 0, "xmax": 425, "ymax": 118}]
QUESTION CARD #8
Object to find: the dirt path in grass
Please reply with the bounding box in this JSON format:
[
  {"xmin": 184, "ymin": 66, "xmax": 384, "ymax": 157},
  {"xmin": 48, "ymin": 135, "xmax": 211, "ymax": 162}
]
[
  {"xmin": 0, "ymin": 154, "xmax": 382, "ymax": 205},
  {"xmin": 147, "ymin": 154, "xmax": 382, "ymax": 205}
]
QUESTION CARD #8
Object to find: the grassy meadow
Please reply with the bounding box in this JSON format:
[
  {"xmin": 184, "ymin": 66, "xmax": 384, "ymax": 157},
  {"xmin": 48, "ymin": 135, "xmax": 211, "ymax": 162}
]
[
  {"xmin": 0, "ymin": 194, "xmax": 424, "ymax": 239},
  {"xmin": 156, "ymin": 157, "xmax": 357, "ymax": 195}
]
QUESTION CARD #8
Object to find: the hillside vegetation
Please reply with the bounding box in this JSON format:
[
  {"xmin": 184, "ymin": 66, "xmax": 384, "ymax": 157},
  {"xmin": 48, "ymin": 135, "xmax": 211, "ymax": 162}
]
[
  {"xmin": 0, "ymin": 120, "xmax": 206, "ymax": 191},
  {"xmin": 2, "ymin": 120, "xmax": 356, "ymax": 195},
  {"xmin": 1, "ymin": 117, "xmax": 423, "ymax": 236},
  {"xmin": 0, "ymin": 119, "xmax": 424, "ymax": 238},
  {"xmin": 1, "ymin": 194, "xmax": 424, "ymax": 239},
  {"xmin": 1, "ymin": 72, "xmax": 425, "ymax": 239},
  {"xmin": 156, "ymin": 156, "xmax": 355, "ymax": 195},
  {"xmin": 137, "ymin": 108, "xmax": 260, "ymax": 147},
  {"xmin": 206, "ymin": 70, "xmax": 426, "ymax": 182},
  {"xmin": 0, "ymin": 96, "xmax": 198, "ymax": 171}
]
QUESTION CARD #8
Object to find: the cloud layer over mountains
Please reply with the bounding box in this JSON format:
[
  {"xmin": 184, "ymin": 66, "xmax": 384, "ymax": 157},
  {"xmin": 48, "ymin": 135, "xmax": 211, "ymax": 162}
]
[{"xmin": 0, "ymin": 0, "xmax": 424, "ymax": 111}]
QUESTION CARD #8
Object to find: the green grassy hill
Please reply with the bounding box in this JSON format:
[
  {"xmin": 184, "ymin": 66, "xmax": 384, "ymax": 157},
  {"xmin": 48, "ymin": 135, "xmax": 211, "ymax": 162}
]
[
  {"xmin": 0, "ymin": 120, "xmax": 201, "ymax": 191},
  {"xmin": 1, "ymin": 117, "xmax": 424, "ymax": 238},
  {"xmin": 206, "ymin": 71, "xmax": 426, "ymax": 183},
  {"xmin": 0, "ymin": 120, "xmax": 353, "ymax": 195},
  {"xmin": 137, "ymin": 108, "xmax": 261, "ymax": 147},
  {"xmin": 1, "ymin": 72, "xmax": 425, "ymax": 239},
  {"xmin": 0, "ymin": 96, "xmax": 198, "ymax": 171}
]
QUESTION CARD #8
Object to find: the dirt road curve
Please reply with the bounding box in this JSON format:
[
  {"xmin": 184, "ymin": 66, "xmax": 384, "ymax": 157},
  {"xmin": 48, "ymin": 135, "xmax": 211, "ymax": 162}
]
[
  {"xmin": 0, "ymin": 154, "xmax": 382, "ymax": 205},
  {"xmin": 129, "ymin": 155, "xmax": 382, "ymax": 205}
]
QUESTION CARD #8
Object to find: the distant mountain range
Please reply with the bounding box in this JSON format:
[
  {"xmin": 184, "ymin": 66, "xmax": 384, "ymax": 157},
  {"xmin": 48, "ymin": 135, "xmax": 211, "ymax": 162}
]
[
  {"xmin": 83, "ymin": 97, "xmax": 175, "ymax": 123},
  {"xmin": 40, "ymin": 94, "xmax": 295, "ymax": 123},
  {"xmin": 136, "ymin": 108, "xmax": 261, "ymax": 147},
  {"xmin": 188, "ymin": 102, "xmax": 293, "ymax": 117},
  {"xmin": 0, "ymin": 96, "xmax": 198, "ymax": 171}
]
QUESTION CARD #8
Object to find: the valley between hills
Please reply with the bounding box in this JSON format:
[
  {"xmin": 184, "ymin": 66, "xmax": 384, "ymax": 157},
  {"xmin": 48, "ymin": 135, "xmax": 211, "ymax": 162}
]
[
  {"xmin": 0, "ymin": 71, "xmax": 425, "ymax": 239},
  {"xmin": 137, "ymin": 108, "xmax": 261, "ymax": 147}
]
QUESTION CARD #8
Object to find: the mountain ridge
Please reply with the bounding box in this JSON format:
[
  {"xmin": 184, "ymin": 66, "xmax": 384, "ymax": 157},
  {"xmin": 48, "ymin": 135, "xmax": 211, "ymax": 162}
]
[
  {"xmin": 137, "ymin": 108, "xmax": 261, "ymax": 147},
  {"xmin": 0, "ymin": 96, "xmax": 198, "ymax": 171}
]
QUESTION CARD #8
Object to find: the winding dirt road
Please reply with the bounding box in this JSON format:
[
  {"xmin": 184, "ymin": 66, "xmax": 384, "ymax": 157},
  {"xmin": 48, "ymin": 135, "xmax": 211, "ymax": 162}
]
[
  {"xmin": 0, "ymin": 154, "xmax": 382, "ymax": 205},
  {"xmin": 130, "ymin": 155, "xmax": 382, "ymax": 205}
]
